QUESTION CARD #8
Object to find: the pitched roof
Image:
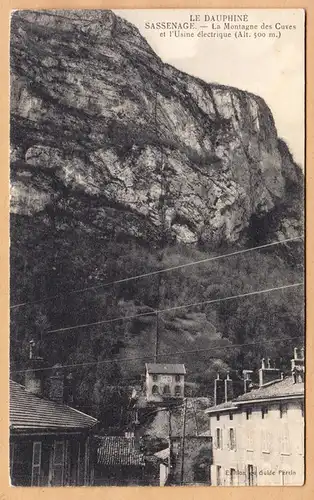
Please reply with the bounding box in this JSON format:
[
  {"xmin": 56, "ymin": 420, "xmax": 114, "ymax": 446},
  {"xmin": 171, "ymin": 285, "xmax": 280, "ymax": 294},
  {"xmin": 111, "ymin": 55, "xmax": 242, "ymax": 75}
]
[
  {"xmin": 10, "ymin": 380, "xmax": 97, "ymax": 431},
  {"xmin": 97, "ymin": 437, "xmax": 144, "ymax": 466},
  {"xmin": 205, "ymin": 401, "xmax": 236, "ymax": 414},
  {"xmin": 236, "ymin": 377, "xmax": 304, "ymax": 403},
  {"xmin": 154, "ymin": 447, "xmax": 170, "ymax": 461},
  {"xmin": 205, "ymin": 377, "xmax": 304, "ymax": 414},
  {"xmin": 146, "ymin": 363, "xmax": 186, "ymax": 375}
]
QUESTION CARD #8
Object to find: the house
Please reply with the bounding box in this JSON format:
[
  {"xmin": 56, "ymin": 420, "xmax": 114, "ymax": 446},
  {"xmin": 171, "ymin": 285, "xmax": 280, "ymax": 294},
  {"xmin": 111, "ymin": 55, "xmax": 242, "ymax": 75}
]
[
  {"xmin": 94, "ymin": 435, "xmax": 146, "ymax": 485},
  {"xmin": 145, "ymin": 363, "xmax": 186, "ymax": 401},
  {"xmin": 10, "ymin": 343, "xmax": 98, "ymax": 486},
  {"xmin": 154, "ymin": 435, "xmax": 212, "ymax": 486},
  {"xmin": 205, "ymin": 347, "xmax": 304, "ymax": 486}
]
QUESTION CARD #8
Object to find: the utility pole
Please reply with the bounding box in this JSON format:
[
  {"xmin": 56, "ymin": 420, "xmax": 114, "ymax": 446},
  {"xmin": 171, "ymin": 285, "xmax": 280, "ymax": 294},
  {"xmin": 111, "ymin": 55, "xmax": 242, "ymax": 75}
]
[
  {"xmin": 179, "ymin": 398, "xmax": 188, "ymax": 485},
  {"xmin": 168, "ymin": 407, "xmax": 172, "ymax": 484}
]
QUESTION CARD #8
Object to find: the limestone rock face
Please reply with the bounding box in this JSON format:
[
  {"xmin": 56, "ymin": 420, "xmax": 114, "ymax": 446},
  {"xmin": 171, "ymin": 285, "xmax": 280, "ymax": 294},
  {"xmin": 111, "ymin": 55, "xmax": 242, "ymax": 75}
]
[{"xmin": 10, "ymin": 10, "xmax": 303, "ymax": 246}]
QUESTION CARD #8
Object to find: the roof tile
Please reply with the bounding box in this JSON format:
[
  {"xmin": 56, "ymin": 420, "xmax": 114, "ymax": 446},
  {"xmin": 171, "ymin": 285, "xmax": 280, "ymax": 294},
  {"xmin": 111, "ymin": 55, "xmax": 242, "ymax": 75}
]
[
  {"xmin": 10, "ymin": 380, "xmax": 97, "ymax": 431},
  {"xmin": 97, "ymin": 437, "xmax": 144, "ymax": 466}
]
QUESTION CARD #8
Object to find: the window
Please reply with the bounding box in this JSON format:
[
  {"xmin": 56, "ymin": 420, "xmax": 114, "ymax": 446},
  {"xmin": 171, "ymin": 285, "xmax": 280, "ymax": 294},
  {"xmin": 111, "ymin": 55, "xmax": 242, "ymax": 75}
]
[
  {"xmin": 31, "ymin": 442, "xmax": 42, "ymax": 486},
  {"xmin": 229, "ymin": 412, "xmax": 233, "ymax": 420},
  {"xmin": 50, "ymin": 441, "xmax": 65, "ymax": 486},
  {"xmin": 247, "ymin": 464, "xmax": 257, "ymax": 486},
  {"xmin": 230, "ymin": 468, "xmax": 236, "ymax": 486},
  {"xmin": 163, "ymin": 385, "xmax": 170, "ymax": 395},
  {"xmin": 216, "ymin": 414, "xmax": 220, "ymax": 421},
  {"xmin": 247, "ymin": 428, "xmax": 254, "ymax": 451},
  {"xmin": 217, "ymin": 465, "xmax": 222, "ymax": 486},
  {"xmin": 280, "ymin": 404, "xmax": 288, "ymax": 419},
  {"xmin": 216, "ymin": 428, "xmax": 223, "ymax": 449},
  {"xmin": 280, "ymin": 425, "xmax": 291, "ymax": 455},
  {"xmin": 261, "ymin": 407, "xmax": 268, "ymax": 419},
  {"xmin": 261, "ymin": 430, "xmax": 271, "ymax": 453},
  {"xmin": 175, "ymin": 385, "xmax": 181, "ymax": 396},
  {"xmin": 246, "ymin": 408, "xmax": 252, "ymax": 420},
  {"xmin": 152, "ymin": 385, "xmax": 159, "ymax": 395},
  {"xmin": 152, "ymin": 374, "xmax": 158, "ymax": 382},
  {"xmin": 175, "ymin": 374, "xmax": 181, "ymax": 382},
  {"xmin": 229, "ymin": 428, "xmax": 236, "ymax": 450}
]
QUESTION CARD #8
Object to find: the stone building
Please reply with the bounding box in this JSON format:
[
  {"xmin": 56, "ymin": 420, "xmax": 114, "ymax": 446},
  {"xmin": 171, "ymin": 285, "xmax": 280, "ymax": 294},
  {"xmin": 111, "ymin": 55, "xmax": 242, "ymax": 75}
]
[
  {"xmin": 145, "ymin": 363, "xmax": 186, "ymax": 401},
  {"xmin": 206, "ymin": 348, "xmax": 304, "ymax": 486}
]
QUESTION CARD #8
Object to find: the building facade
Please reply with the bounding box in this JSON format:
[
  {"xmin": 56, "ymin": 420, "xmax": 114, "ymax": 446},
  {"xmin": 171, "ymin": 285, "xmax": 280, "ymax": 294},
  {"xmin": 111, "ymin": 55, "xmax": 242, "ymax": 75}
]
[
  {"xmin": 10, "ymin": 380, "xmax": 98, "ymax": 486},
  {"xmin": 206, "ymin": 348, "xmax": 304, "ymax": 486},
  {"xmin": 145, "ymin": 363, "xmax": 186, "ymax": 401},
  {"xmin": 10, "ymin": 345, "xmax": 98, "ymax": 487}
]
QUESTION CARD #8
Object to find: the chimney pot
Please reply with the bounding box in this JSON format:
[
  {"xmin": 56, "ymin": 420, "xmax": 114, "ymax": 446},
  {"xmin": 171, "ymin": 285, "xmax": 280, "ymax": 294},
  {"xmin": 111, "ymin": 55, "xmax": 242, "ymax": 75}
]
[{"xmin": 259, "ymin": 359, "xmax": 281, "ymax": 387}]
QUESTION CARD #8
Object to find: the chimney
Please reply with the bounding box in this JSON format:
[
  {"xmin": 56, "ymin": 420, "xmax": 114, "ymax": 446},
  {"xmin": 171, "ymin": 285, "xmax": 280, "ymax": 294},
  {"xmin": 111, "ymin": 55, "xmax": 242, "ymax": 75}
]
[
  {"xmin": 25, "ymin": 340, "xmax": 45, "ymax": 396},
  {"xmin": 259, "ymin": 357, "xmax": 282, "ymax": 387},
  {"xmin": 48, "ymin": 364, "xmax": 65, "ymax": 404},
  {"xmin": 224, "ymin": 372, "xmax": 234, "ymax": 402},
  {"xmin": 291, "ymin": 347, "xmax": 305, "ymax": 383},
  {"xmin": 243, "ymin": 370, "xmax": 254, "ymax": 393},
  {"xmin": 214, "ymin": 373, "xmax": 225, "ymax": 406}
]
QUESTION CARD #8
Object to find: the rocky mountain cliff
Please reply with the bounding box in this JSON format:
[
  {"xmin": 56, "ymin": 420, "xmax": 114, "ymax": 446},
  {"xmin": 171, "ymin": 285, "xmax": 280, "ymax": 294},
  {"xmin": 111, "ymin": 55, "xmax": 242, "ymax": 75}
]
[
  {"xmin": 10, "ymin": 10, "xmax": 304, "ymax": 425},
  {"xmin": 10, "ymin": 9, "xmax": 303, "ymax": 247}
]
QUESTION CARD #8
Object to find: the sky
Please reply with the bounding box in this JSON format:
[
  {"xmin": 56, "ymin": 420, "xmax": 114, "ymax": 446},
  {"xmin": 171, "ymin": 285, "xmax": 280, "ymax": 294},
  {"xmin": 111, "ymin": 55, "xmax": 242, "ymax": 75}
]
[{"xmin": 114, "ymin": 9, "xmax": 305, "ymax": 168}]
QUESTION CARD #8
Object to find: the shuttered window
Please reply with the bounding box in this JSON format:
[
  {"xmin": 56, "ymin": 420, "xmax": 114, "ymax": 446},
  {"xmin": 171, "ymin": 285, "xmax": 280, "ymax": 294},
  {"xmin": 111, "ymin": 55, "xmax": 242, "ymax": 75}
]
[
  {"xmin": 215, "ymin": 428, "xmax": 223, "ymax": 449},
  {"xmin": 228, "ymin": 428, "xmax": 236, "ymax": 450},
  {"xmin": 280, "ymin": 425, "xmax": 291, "ymax": 455},
  {"xmin": 216, "ymin": 465, "xmax": 222, "ymax": 486},
  {"xmin": 31, "ymin": 442, "xmax": 42, "ymax": 486},
  {"xmin": 51, "ymin": 441, "xmax": 65, "ymax": 486},
  {"xmin": 247, "ymin": 464, "xmax": 257, "ymax": 486}
]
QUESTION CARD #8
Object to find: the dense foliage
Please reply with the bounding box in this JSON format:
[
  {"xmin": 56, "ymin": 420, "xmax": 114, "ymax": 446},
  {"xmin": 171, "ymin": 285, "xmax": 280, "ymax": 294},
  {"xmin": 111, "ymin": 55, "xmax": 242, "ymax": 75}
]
[{"xmin": 10, "ymin": 210, "xmax": 304, "ymax": 429}]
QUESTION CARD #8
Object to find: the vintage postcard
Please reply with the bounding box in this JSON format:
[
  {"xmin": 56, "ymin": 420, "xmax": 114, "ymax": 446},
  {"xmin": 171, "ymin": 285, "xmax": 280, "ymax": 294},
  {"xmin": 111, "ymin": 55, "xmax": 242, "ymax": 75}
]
[{"xmin": 9, "ymin": 9, "xmax": 304, "ymax": 487}]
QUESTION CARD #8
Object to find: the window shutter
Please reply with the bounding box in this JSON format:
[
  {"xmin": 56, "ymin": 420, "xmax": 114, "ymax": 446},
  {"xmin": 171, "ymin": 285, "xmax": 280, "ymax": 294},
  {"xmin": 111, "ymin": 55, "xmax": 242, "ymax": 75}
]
[
  {"xmin": 214, "ymin": 429, "xmax": 217, "ymax": 449},
  {"xmin": 254, "ymin": 466, "xmax": 258, "ymax": 485},
  {"xmin": 31, "ymin": 442, "xmax": 42, "ymax": 486},
  {"xmin": 51, "ymin": 441, "xmax": 65, "ymax": 486}
]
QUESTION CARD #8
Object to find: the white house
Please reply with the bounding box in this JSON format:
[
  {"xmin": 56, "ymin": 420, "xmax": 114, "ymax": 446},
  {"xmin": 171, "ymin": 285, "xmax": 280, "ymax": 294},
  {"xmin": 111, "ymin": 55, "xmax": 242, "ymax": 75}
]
[{"xmin": 205, "ymin": 348, "xmax": 304, "ymax": 486}]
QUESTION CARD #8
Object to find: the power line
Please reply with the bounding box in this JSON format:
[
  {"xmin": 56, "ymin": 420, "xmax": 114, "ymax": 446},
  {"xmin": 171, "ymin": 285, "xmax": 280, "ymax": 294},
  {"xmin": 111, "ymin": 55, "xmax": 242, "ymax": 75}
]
[
  {"xmin": 10, "ymin": 235, "xmax": 303, "ymax": 309},
  {"xmin": 10, "ymin": 335, "xmax": 303, "ymax": 375},
  {"xmin": 45, "ymin": 281, "xmax": 303, "ymax": 335}
]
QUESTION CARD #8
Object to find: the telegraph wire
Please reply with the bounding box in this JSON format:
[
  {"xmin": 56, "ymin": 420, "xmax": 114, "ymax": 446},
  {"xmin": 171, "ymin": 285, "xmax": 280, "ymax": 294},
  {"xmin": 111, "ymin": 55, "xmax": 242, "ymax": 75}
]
[
  {"xmin": 10, "ymin": 335, "xmax": 303, "ymax": 375},
  {"xmin": 10, "ymin": 235, "xmax": 303, "ymax": 309},
  {"xmin": 45, "ymin": 281, "xmax": 303, "ymax": 335}
]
